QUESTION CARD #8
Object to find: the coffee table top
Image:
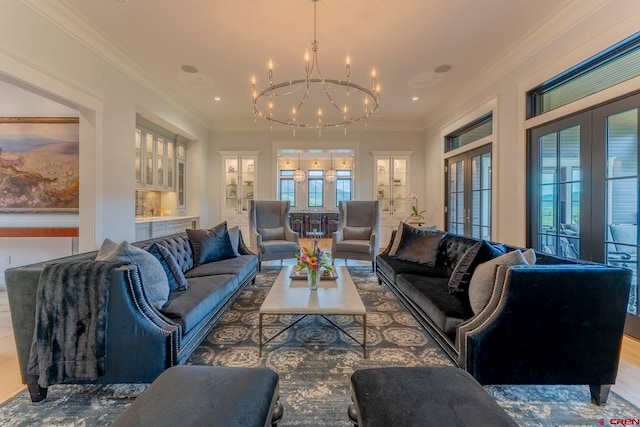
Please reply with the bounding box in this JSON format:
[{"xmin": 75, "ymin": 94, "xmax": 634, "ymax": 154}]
[{"xmin": 260, "ymin": 265, "xmax": 366, "ymax": 315}]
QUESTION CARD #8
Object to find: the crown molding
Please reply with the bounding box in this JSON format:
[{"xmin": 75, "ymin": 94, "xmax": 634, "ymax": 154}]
[
  {"xmin": 424, "ymin": 0, "xmax": 634, "ymax": 129},
  {"xmin": 21, "ymin": 0, "xmax": 210, "ymax": 129}
]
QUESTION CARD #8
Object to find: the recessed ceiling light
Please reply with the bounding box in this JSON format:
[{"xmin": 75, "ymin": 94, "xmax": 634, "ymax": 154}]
[
  {"xmin": 180, "ymin": 65, "xmax": 199, "ymax": 74},
  {"xmin": 213, "ymin": 97, "xmax": 221, "ymax": 102},
  {"xmin": 412, "ymin": 96, "xmax": 420, "ymax": 101}
]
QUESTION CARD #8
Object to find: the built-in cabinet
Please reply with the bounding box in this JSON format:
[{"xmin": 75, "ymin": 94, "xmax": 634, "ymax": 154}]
[
  {"xmin": 135, "ymin": 217, "xmax": 199, "ymax": 241},
  {"xmin": 372, "ymin": 151, "xmax": 413, "ymax": 248},
  {"xmin": 135, "ymin": 127, "xmax": 176, "ymax": 191},
  {"xmin": 219, "ymin": 151, "xmax": 259, "ymax": 242}
]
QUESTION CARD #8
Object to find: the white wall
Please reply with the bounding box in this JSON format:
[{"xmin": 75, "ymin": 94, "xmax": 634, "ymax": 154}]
[
  {"xmin": 208, "ymin": 129, "xmax": 425, "ymax": 227},
  {"xmin": 0, "ymin": 1, "xmax": 209, "ymax": 285},
  {"xmin": 422, "ymin": 1, "xmax": 640, "ymax": 247}
]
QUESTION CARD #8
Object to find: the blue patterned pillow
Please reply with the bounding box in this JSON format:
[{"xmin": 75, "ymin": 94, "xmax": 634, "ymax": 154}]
[{"xmin": 147, "ymin": 243, "xmax": 189, "ymax": 291}]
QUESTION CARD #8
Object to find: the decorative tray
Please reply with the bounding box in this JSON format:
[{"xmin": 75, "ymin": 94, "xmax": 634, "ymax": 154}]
[{"xmin": 289, "ymin": 268, "xmax": 338, "ymax": 280}]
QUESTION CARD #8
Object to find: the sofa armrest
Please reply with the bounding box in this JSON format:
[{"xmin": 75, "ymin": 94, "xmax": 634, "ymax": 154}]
[
  {"xmin": 106, "ymin": 265, "xmax": 181, "ymax": 381},
  {"xmin": 284, "ymin": 226, "xmax": 300, "ymax": 243},
  {"xmin": 6, "ymin": 263, "xmax": 180, "ymax": 389},
  {"xmin": 457, "ymin": 264, "xmax": 631, "ymax": 386},
  {"xmin": 236, "ymin": 230, "xmax": 256, "ymax": 256},
  {"xmin": 379, "ymin": 230, "xmax": 397, "ymax": 255}
]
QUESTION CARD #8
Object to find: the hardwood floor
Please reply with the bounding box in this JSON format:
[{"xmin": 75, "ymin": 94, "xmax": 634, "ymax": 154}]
[
  {"xmin": 1, "ymin": 250, "xmax": 639, "ymax": 406},
  {"xmin": 0, "ymin": 289, "xmax": 25, "ymax": 404}
]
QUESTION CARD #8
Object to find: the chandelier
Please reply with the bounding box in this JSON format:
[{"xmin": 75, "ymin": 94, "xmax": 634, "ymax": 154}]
[
  {"xmin": 251, "ymin": 0, "xmax": 380, "ymax": 136},
  {"xmin": 293, "ymin": 153, "xmax": 306, "ymax": 182},
  {"xmin": 325, "ymin": 152, "xmax": 337, "ymax": 182}
]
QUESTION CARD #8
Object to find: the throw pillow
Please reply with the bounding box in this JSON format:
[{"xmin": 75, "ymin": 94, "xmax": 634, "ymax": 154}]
[
  {"xmin": 227, "ymin": 226, "xmax": 241, "ymax": 256},
  {"xmin": 448, "ymin": 240, "xmax": 507, "ymax": 294},
  {"xmin": 388, "ymin": 221, "xmax": 407, "ymax": 256},
  {"xmin": 389, "ymin": 223, "xmax": 445, "ymax": 265},
  {"xmin": 147, "ymin": 243, "xmax": 189, "ymax": 291},
  {"xmin": 522, "ymin": 248, "xmax": 537, "ymax": 265},
  {"xmin": 186, "ymin": 222, "xmax": 237, "ymax": 266},
  {"xmin": 343, "ymin": 226, "xmax": 372, "ymax": 240},
  {"xmin": 468, "ymin": 249, "xmax": 530, "ymax": 314},
  {"xmin": 257, "ymin": 226, "xmax": 285, "ymax": 241},
  {"xmin": 96, "ymin": 238, "xmax": 170, "ymax": 310}
]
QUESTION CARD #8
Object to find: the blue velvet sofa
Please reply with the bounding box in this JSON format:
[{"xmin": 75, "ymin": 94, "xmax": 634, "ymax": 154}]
[
  {"xmin": 5, "ymin": 226, "xmax": 258, "ymax": 402},
  {"xmin": 376, "ymin": 225, "xmax": 632, "ymax": 405}
]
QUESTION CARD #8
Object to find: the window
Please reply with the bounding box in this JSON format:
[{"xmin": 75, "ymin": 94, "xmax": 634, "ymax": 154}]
[
  {"xmin": 336, "ymin": 170, "xmax": 352, "ymax": 205},
  {"xmin": 445, "ymin": 113, "xmax": 492, "ymax": 152},
  {"xmin": 279, "ymin": 170, "xmax": 295, "ymax": 206},
  {"xmin": 308, "ymin": 169, "xmax": 324, "ymax": 207},
  {"xmin": 527, "ymin": 32, "xmax": 640, "ymax": 118}
]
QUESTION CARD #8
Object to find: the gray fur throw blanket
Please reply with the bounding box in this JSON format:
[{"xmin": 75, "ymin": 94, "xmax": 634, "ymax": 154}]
[{"xmin": 28, "ymin": 260, "xmax": 125, "ymax": 388}]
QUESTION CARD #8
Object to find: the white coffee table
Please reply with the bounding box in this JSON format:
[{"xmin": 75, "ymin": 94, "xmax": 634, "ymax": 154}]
[{"xmin": 259, "ymin": 265, "xmax": 367, "ymax": 357}]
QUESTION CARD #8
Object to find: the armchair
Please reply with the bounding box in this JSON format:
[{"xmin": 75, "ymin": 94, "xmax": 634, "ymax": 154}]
[
  {"xmin": 249, "ymin": 200, "xmax": 300, "ymax": 269},
  {"xmin": 332, "ymin": 201, "xmax": 379, "ymax": 271},
  {"xmin": 608, "ymin": 223, "xmax": 637, "ymax": 270}
]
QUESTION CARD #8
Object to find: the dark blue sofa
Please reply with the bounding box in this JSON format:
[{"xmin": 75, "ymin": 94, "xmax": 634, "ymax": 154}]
[
  {"xmin": 376, "ymin": 229, "xmax": 632, "ymax": 405},
  {"xmin": 5, "ymin": 229, "xmax": 258, "ymax": 402}
]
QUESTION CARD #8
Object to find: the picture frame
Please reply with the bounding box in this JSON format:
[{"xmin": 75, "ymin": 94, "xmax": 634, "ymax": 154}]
[{"xmin": 0, "ymin": 117, "xmax": 79, "ymax": 213}]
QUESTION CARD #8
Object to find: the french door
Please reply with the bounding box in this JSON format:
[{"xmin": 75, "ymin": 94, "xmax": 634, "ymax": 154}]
[
  {"xmin": 528, "ymin": 92, "xmax": 640, "ymax": 337},
  {"xmin": 445, "ymin": 144, "xmax": 492, "ymax": 239}
]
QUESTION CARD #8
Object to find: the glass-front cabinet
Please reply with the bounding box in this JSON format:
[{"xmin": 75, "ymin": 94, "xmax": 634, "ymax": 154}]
[
  {"xmin": 372, "ymin": 151, "xmax": 413, "ymax": 247},
  {"xmin": 176, "ymin": 141, "xmax": 187, "ymax": 216},
  {"xmin": 135, "ymin": 125, "xmax": 176, "ymax": 192},
  {"xmin": 220, "ymin": 151, "xmax": 259, "ymax": 242}
]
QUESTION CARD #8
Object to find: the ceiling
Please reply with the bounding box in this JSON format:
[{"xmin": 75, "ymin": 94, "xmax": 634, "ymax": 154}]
[{"xmin": 55, "ymin": 0, "xmax": 564, "ymax": 130}]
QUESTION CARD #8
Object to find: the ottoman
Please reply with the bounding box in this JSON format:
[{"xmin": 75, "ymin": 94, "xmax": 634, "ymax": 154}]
[
  {"xmin": 112, "ymin": 365, "xmax": 283, "ymax": 427},
  {"xmin": 348, "ymin": 367, "xmax": 517, "ymax": 427}
]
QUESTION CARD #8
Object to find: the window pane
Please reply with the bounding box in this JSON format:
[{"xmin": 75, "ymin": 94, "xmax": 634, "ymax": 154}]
[
  {"xmin": 308, "ymin": 178, "xmax": 323, "ymax": 207},
  {"xmin": 336, "ymin": 178, "xmax": 352, "ymax": 205},
  {"xmin": 607, "ymin": 109, "xmax": 638, "ymax": 178},
  {"xmin": 528, "ymin": 33, "xmax": 640, "ymax": 117},
  {"xmin": 445, "ymin": 114, "xmax": 492, "ymax": 152},
  {"xmin": 280, "ymin": 178, "xmax": 295, "ymax": 206}
]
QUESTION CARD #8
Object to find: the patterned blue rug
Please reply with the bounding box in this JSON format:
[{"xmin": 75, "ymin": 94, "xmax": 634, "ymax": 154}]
[{"xmin": 0, "ymin": 266, "xmax": 638, "ymax": 426}]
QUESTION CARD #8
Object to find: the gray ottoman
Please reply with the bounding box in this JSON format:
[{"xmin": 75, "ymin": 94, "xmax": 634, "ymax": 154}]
[
  {"xmin": 348, "ymin": 367, "xmax": 517, "ymax": 427},
  {"xmin": 112, "ymin": 365, "xmax": 283, "ymax": 427}
]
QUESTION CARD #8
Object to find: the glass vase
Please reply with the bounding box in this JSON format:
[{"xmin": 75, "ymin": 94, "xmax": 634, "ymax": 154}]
[{"xmin": 307, "ymin": 269, "xmax": 321, "ymax": 291}]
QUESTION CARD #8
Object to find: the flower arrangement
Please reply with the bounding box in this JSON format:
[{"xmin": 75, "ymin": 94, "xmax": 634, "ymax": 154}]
[
  {"xmin": 296, "ymin": 238, "xmax": 333, "ymax": 290},
  {"xmin": 405, "ymin": 192, "xmax": 426, "ymax": 217}
]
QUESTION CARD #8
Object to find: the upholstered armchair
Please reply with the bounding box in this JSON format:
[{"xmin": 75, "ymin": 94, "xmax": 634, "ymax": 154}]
[
  {"xmin": 332, "ymin": 201, "xmax": 380, "ymax": 271},
  {"xmin": 249, "ymin": 200, "xmax": 300, "ymax": 270}
]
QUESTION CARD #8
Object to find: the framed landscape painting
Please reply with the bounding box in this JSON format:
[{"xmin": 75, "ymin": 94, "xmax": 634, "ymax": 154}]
[{"xmin": 0, "ymin": 117, "xmax": 79, "ymax": 213}]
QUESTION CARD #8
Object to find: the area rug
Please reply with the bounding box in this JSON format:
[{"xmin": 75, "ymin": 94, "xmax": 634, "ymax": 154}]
[{"xmin": 0, "ymin": 266, "xmax": 638, "ymax": 426}]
